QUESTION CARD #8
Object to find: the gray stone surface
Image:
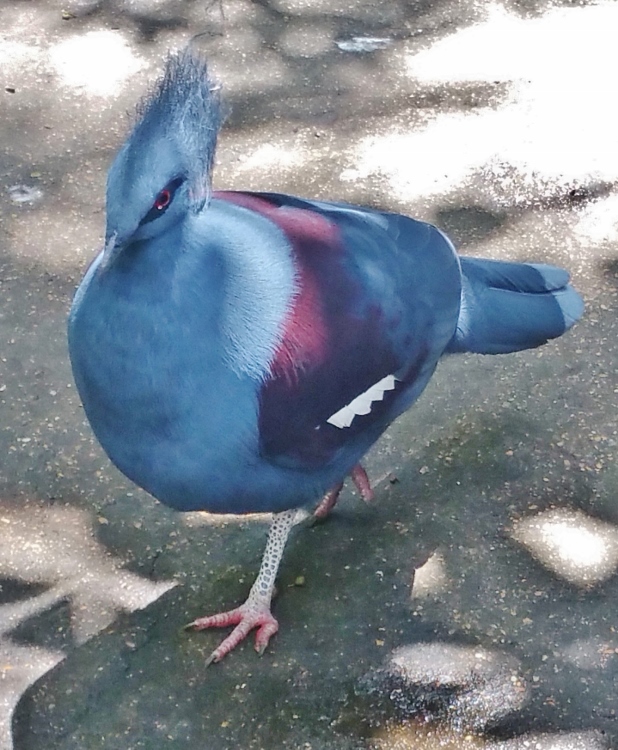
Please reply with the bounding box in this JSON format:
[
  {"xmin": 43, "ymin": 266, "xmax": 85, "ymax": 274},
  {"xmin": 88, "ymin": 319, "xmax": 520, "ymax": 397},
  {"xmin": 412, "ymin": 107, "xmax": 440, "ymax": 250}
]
[{"xmin": 1, "ymin": 0, "xmax": 618, "ymax": 747}]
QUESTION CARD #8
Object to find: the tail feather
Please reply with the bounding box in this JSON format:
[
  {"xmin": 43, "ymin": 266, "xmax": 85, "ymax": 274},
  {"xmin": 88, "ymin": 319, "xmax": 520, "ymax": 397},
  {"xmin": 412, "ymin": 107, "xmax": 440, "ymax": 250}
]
[{"xmin": 447, "ymin": 257, "xmax": 584, "ymax": 355}]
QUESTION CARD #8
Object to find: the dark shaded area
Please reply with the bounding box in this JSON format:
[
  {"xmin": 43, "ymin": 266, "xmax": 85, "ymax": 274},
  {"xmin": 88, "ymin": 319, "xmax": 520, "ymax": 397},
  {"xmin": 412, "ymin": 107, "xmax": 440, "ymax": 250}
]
[
  {"xmin": 435, "ymin": 205, "xmax": 508, "ymax": 248},
  {"xmin": 0, "ymin": 582, "xmax": 48, "ymax": 608},
  {"xmin": 10, "ymin": 601, "xmax": 75, "ymax": 654},
  {"xmin": 12, "ymin": 400, "xmax": 618, "ymax": 747}
]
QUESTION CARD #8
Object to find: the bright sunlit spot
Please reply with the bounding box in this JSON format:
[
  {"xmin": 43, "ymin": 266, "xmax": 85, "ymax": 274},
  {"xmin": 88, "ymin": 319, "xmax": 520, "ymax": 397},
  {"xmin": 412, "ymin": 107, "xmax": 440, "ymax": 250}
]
[
  {"xmin": 342, "ymin": 1, "xmax": 618, "ymax": 229},
  {"xmin": 512, "ymin": 509, "xmax": 618, "ymax": 586},
  {"xmin": 411, "ymin": 550, "xmax": 449, "ymax": 598},
  {"xmin": 49, "ymin": 31, "xmax": 148, "ymax": 97},
  {"xmin": 545, "ymin": 522, "xmax": 608, "ymax": 568},
  {"xmin": 237, "ymin": 142, "xmax": 308, "ymax": 173}
]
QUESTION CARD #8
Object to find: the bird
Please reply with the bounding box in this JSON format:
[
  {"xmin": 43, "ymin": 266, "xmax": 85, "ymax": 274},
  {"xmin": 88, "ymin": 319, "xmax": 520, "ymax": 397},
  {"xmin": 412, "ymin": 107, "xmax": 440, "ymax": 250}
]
[{"xmin": 67, "ymin": 48, "xmax": 584, "ymax": 665}]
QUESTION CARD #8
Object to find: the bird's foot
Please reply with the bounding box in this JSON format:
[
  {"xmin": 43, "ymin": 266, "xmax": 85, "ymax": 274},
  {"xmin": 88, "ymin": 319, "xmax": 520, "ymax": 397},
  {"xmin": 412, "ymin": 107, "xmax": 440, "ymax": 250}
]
[
  {"xmin": 188, "ymin": 510, "xmax": 298, "ymax": 665},
  {"xmin": 313, "ymin": 464, "xmax": 374, "ymax": 520},
  {"xmin": 188, "ymin": 598, "xmax": 279, "ymax": 666}
]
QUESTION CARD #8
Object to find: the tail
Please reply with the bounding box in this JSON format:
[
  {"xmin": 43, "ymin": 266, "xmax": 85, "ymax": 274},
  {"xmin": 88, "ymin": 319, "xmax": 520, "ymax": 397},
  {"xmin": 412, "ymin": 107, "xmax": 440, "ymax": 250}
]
[{"xmin": 446, "ymin": 257, "xmax": 584, "ymax": 355}]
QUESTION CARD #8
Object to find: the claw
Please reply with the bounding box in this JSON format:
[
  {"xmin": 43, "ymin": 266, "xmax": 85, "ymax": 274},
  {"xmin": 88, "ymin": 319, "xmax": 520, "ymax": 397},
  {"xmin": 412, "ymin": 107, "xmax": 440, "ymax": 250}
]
[{"xmin": 190, "ymin": 601, "xmax": 279, "ymax": 665}]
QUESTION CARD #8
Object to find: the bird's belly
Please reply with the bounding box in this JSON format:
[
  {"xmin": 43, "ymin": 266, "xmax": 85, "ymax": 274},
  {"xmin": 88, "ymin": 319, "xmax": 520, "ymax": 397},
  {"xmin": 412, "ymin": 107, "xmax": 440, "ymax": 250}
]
[
  {"xmin": 68, "ymin": 306, "xmax": 338, "ymax": 516},
  {"xmin": 69, "ymin": 294, "xmax": 275, "ymax": 512}
]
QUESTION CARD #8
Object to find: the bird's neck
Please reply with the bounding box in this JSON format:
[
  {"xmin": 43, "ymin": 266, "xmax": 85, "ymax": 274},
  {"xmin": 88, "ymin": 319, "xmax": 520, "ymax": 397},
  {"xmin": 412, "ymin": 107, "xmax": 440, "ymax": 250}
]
[{"xmin": 196, "ymin": 199, "xmax": 299, "ymax": 382}]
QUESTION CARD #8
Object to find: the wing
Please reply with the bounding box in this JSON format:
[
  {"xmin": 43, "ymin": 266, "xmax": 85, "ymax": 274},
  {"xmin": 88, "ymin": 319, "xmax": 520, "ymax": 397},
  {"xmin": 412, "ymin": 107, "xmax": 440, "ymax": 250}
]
[{"xmin": 215, "ymin": 191, "xmax": 462, "ymax": 470}]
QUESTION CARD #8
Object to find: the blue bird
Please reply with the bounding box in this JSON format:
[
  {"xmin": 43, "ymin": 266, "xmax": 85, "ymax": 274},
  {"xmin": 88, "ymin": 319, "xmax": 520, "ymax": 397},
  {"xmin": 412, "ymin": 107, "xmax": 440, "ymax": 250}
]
[{"xmin": 68, "ymin": 49, "xmax": 584, "ymax": 664}]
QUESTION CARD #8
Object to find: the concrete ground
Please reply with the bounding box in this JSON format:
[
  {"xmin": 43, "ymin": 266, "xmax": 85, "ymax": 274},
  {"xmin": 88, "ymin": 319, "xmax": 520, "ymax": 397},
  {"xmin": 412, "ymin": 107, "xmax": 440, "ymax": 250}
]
[{"xmin": 1, "ymin": 0, "xmax": 617, "ymax": 747}]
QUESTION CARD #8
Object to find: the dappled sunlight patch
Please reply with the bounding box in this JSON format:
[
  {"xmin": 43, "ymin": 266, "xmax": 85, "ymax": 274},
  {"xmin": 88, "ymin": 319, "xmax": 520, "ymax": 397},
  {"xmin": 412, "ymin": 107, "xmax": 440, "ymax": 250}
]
[
  {"xmin": 387, "ymin": 643, "xmax": 523, "ymax": 695},
  {"xmin": 49, "ymin": 31, "xmax": 148, "ymax": 97},
  {"xmin": 372, "ymin": 727, "xmax": 612, "ymax": 750},
  {"xmin": 512, "ymin": 508, "xmax": 618, "ymax": 586},
  {"xmin": 236, "ymin": 142, "xmax": 309, "ymax": 174},
  {"xmin": 359, "ymin": 642, "xmax": 527, "ymax": 731},
  {"xmin": 270, "ymin": 0, "xmax": 397, "ymax": 20},
  {"xmin": 0, "ymin": 639, "xmax": 63, "ymax": 749},
  {"xmin": 0, "ymin": 29, "xmax": 148, "ymax": 99},
  {"xmin": 340, "ymin": 114, "xmax": 482, "ymax": 204},
  {"xmin": 574, "ymin": 193, "xmax": 618, "ymax": 245},
  {"xmin": 369, "ymin": 725, "xmax": 609, "ymax": 749},
  {"xmin": 491, "ymin": 730, "xmax": 610, "ymax": 749},
  {"xmin": 0, "ymin": 39, "xmax": 40, "ymax": 75},
  {"xmin": 342, "ymin": 1, "xmax": 618, "ymax": 211},
  {"xmin": 182, "ymin": 507, "xmax": 310, "ymax": 527},
  {"xmin": 369, "ymin": 725, "xmax": 607, "ymax": 750},
  {"xmin": 0, "ymin": 503, "xmax": 175, "ymax": 641},
  {"xmin": 0, "ymin": 501, "xmax": 175, "ymax": 746},
  {"xmin": 182, "ymin": 510, "xmax": 273, "ymax": 527},
  {"xmin": 411, "ymin": 550, "xmax": 449, "ymax": 599},
  {"xmin": 406, "ymin": 3, "xmax": 617, "ymax": 88},
  {"xmin": 370, "ymin": 721, "xmax": 485, "ymax": 749}
]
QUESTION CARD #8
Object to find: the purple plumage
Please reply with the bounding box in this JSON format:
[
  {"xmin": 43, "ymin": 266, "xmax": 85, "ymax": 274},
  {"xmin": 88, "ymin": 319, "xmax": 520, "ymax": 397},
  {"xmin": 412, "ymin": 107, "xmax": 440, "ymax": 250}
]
[{"xmin": 67, "ymin": 49, "xmax": 584, "ymax": 664}]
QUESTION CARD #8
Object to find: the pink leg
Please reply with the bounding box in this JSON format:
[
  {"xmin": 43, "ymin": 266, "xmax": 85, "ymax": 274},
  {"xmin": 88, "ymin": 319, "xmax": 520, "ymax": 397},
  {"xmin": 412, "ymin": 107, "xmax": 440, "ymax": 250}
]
[
  {"xmin": 313, "ymin": 464, "xmax": 374, "ymax": 520},
  {"xmin": 187, "ymin": 509, "xmax": 298, "ymax": 665},
  {"xmin": 312, "ymin": 480, "xmax": 344, "ymax": 520},
  {"xmin": 351, "ymin": 464, "xmax": 374, "ymax": 503}
]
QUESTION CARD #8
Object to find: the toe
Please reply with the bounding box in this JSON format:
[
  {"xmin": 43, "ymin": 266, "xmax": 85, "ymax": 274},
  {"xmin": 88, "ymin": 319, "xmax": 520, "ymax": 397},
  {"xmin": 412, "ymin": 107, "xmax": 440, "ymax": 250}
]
[{"xmin": 190, "ymin": 601, "xmax": 280, "ymax": 664}]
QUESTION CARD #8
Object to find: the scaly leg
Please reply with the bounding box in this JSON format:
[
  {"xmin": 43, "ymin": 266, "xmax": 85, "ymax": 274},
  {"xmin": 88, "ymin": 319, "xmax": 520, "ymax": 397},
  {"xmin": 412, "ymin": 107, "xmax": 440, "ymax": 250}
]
[
  {"xmin": 188, "ymin": 509, "xmax": 299, "ymax": 665},
  {"xmin": 313, "ymin": 464, "xmax": 374, "ymax": 520}
]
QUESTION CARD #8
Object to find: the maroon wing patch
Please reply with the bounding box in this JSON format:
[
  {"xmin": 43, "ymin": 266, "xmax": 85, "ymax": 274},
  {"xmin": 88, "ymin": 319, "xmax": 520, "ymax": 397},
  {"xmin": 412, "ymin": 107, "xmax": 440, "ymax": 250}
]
[{"xmin": 215, "ymin": 191, "xmax": 404, "ymax": 469}]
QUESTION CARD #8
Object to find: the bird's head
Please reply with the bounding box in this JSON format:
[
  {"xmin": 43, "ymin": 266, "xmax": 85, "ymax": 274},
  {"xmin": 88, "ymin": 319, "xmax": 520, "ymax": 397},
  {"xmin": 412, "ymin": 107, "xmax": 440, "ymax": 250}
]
[{"xmin": 103, "ymin": 49, "xmax": 222, "ymax": 258}]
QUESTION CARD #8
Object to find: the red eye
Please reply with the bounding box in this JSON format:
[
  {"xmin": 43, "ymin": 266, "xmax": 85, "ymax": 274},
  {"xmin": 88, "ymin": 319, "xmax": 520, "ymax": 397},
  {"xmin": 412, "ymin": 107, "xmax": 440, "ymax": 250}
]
[
  {"xmin": 139, "ymin": 177, "xmax": 184, "ymax": 227},
  {"xmin": 154, "ymin": 189, "xmax": 171, "ymax": 210}
]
